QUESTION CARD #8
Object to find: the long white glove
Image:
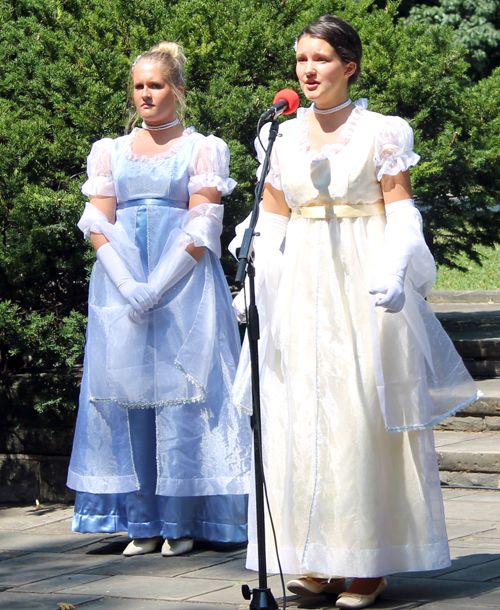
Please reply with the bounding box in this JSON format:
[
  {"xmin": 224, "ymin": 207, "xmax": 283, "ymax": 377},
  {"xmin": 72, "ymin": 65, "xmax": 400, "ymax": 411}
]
[
  {"xmin": 369, "ymin": 199, "xmax": 418, "ymax": 314},
  {"xmin": 96, "ymin": 242, "xmax": 157, "ymax": 316},
  {"xmin": 146, "ymin": 202, "xmax": 224, "ymax": 301},
  {"xmin": 147, "ymin": 247, "xmax": 197, "ymax": 302},
  {"xmin": 370, "ymin": 269, "xmax": 406, "ymax": 313},
  {"xmin": 232, "ymin": 209, "xmax": 289, "ymax": 323}
]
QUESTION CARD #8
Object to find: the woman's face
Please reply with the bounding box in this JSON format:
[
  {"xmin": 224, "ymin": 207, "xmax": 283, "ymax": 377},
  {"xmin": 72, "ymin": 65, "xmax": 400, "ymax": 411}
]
[
  {"xmin": 133, "ymin": 60, "xmax": 182, "ymax": 125},
  {"xmin": 296, "ymin": 35, "xmax": 355, "ymax": 109}
]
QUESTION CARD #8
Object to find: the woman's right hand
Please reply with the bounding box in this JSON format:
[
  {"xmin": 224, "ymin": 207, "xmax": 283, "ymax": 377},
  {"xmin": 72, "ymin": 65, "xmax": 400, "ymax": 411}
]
[{"xmin": 118, "ymin": 280, "xmax": 158, "ymax": 314}]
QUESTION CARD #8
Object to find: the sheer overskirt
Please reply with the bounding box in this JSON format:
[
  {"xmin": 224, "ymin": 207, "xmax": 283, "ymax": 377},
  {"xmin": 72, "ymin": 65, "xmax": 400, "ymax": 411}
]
[
  {"xmin": 246, "ymin": 216, "xmax": 450, "ymax": 576},
  {"xmin": 68, "ymin": 129, "xmax": 252, "ymax": 521}
]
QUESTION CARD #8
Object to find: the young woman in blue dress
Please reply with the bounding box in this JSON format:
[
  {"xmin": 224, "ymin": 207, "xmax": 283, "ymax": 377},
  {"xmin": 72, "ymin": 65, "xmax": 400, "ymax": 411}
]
[{"xmin": 67, "ymin": 42, "xmax": 251, "ymax": 557}]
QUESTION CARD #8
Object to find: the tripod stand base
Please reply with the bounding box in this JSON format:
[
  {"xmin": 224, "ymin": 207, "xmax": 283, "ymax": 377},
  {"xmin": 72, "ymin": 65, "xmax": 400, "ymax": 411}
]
[{"xmin": 242, "ymin": 585, "xmax": 279, "ymax": 610}]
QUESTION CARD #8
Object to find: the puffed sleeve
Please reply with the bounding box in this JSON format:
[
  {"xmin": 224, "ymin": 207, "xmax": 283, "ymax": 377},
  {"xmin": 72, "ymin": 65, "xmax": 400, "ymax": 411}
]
[
  {"xmin": 81, "ymin": 138, "xmax": 116, "ymax": 198},
  {"xmin": 254, "ymin": 123, "xmax": 282, "ymax": 190},
  {"xmin": 188, "ymin": 135, "xmax": 237, "ymax": 197},
  {"xmin": 374, "ymin": 116, "xmax": 420, "ymax": 182}
]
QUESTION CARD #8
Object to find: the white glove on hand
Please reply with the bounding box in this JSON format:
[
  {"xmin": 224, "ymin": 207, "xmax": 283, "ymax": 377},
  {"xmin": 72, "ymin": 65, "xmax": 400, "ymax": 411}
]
[
  {"xmin": 96, "ymin": 242, "xmax": 157, "ymax": 320},
  {"xmin": 369, "ymin": 199, "xmax": 419, "ymax": 314},
  {"xmin": 147, "ymin": 248, "xmax": 197, "ymax": 302},
  {"xmin": 232, "ymin": 209, "xmax": 289, "ymax": 323},
  {"xmin": 369, "ymin": 271, "xmax": 406, "ymax": 313},
  {"xmin": 117, "ymin": 280, "xmax": 156, "ymax": 313}
]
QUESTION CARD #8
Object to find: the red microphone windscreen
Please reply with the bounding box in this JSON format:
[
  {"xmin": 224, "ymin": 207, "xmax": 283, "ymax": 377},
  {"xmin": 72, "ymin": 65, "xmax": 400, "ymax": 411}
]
[{"xmin": 273, "ymin": 89, "xmax": 300, "ymax": 115}]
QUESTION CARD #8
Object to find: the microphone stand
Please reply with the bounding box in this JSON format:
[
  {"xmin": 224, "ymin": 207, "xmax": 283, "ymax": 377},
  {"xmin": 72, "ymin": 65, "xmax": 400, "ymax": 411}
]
[{"xmin": 236, "ymin": 116, "xmax": 280, "ymax": 610}]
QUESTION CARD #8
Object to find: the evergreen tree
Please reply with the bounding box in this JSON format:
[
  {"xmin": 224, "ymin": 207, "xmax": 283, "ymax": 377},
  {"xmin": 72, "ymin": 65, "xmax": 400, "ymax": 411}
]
[
  {"xmin": 0, "ymin": 0, "xmax": 499, "ymax": 423},
  {"xmin": 408, "ymin": 0, "xmax": 500, "ymax": 78}
]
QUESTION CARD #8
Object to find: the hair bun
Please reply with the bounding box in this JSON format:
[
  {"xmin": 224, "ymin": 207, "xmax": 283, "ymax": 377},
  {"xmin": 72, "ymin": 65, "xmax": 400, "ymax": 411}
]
[{"xmin": 150, "ymin": 41, "xmax": 186, "ymax": 69}]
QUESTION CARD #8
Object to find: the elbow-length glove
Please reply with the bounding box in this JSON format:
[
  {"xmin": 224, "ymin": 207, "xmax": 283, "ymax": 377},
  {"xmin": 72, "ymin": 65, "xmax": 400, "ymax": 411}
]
[
  {"xmin": 232, "ymin": 208, "xmax": 289, "ymax": 323},
  {"xmin": 369, "ymin": 199, "xmax": 423, "ymax": 314},
  {"xmin": 77, "ymin": 203, "xmax": 157, "ymax": 321},
  {"xmin": 96, "ymin": 243, "xmax": 157, "ymax": 316},
  {"xmin": 147, "ymin": 202, "xmax": 223, "ymax": 302}
]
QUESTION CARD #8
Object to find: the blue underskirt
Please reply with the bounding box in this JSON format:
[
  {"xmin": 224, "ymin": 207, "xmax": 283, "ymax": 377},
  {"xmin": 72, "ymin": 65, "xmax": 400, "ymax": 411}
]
[
  {"xmin": 72, "ymin": 408, "xmax": 248, "ymax": 542},
  {"xmin": 72, "ymin": 492, "xmax": 248, "ymax": 541}
]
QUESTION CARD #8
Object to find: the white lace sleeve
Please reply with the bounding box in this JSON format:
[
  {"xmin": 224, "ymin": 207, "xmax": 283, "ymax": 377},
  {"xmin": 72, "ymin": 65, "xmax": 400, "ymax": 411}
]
[
  {"xmin": 81, "ymin": 138, "xmax": 116, "ymax": 197},
  {"xmin": 187, "ymin": 135, "xmax": 237, "ymax": 197},
  {"xmin": 374, "ymin": 116, "xmax": 420, "ymax": 182},
  {"xmin": 254, "ymin": 123, "xmax": 282, "ymax": 190}
]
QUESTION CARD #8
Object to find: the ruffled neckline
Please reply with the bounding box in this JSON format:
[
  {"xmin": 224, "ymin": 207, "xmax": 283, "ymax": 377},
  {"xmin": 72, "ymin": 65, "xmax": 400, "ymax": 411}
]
[
  {"xmin": 297, "ymin": 98, "xmax": 367, "ymax": 160},
  {"xmin": 125, "ymin": 126, "xmax": 196, "ymax": 162}
]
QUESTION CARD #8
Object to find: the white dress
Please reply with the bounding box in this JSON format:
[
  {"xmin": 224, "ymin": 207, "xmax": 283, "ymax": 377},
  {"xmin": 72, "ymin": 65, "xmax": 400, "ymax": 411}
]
[{"xmin": 239, "ymin": 100, "xmax": 479, "ymax": 577}]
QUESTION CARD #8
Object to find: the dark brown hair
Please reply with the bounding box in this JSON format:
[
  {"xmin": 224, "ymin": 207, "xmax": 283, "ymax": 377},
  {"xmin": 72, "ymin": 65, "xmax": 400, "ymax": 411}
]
[{"xmin": 298, "ymin": 15, "xmax": 362, "ymax": 85}]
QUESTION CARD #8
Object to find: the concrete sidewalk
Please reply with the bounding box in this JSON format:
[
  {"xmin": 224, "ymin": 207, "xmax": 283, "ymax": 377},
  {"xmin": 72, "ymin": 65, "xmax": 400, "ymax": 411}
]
[{"xmin": 1, "ymin": 489, "xmax": 500, "ymax": 609}]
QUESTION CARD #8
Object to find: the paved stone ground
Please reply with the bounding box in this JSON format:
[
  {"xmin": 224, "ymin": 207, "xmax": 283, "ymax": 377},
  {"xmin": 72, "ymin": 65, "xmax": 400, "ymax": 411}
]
[{"xmin": 1, "ymin": 488, "xmax": 500, "ymax": 609}]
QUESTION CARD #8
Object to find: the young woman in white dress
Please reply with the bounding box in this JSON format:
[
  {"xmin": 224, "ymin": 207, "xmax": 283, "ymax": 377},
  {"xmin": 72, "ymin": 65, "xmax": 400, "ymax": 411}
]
[
  {"xmin": 68, "ymin": 42, "xmax": 251, "ymax": 558},
  {"xmin": 233, "ymin": 15, "xmax": 478, "ymax": 609}
]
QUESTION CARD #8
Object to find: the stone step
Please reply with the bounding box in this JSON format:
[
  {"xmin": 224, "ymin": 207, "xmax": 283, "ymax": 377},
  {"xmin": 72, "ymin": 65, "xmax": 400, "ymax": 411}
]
[
  {"xmin": 435, "ymin": 430, "xmax": 500, "ymax": 489},
  {"xmin": 430, "ymin": 296, "xmax": 500, "ymax": 378},
  {"xmin": 428, "ymin": 290, "xmax": 500, "ymax": 304},
  {"xmin": 435, "ymin": 379, "xmax": 500, "ymax": 432}
]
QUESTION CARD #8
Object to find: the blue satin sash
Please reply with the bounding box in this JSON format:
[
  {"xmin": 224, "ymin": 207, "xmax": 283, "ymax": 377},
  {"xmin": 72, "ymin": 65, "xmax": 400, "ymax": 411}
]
[
  {"xmin": 117, "ymin": 197, "xmax": 188, "ymax": 210},
  {"xmin": 119, "ymin": 198, "xmax": 188, "ymax": 274}
]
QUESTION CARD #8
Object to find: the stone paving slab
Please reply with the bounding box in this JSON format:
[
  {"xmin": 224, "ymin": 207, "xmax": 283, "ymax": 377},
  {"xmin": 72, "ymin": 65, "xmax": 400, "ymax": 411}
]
[
  {"xmin": 0, "ymin": 590, "xmax": 103, "ymax": 609},
  {"xmin": 62, "ymin": 573, "xmax": 235, "ymax": 601},
  {"xmin": 444, "ymin": 500, "xmax": 500, "ymax": 522},
  {"xmin": 452, "ymin": 490, "xmax": 500, "ymax": 503},
  {"xmin": 80, "ymin": 554, "xmax": 241, "ymax": 578},
  {"xmin": 10, "ymin": 573, "xmax": 109, "ymax": 593},
  {"xmin": 23, "ymin": 518, "xmax": 76, "ymax": 535},
  {"xmin": 382, "ymin": 576, "xmax": 500, "ymax": 604},
  {"xmin": 81, "ymin": 601, "xmax": 238, "ymax": 610},
  {"xmin": 2, "ymin": 493, "xmax": 500, "ymax": 609},
  {"xmin": 0, "ymin": 530, "xmax": 105, "ymax": 553},
  {"xmin": 435, "ymin": 557, "xmax": 500, "ymax": 582},
  {"xmin": 0, "ymin": 552, "xmax": 117, "ymax": 587},
  {"xmin": 0, "ymin": 505, "xmax": 74, "ymax": 531},
  {"xmin": 179, "ymin": 555, "xmax": 253, "ymax": 581},
  {"xmin": 394, "ymin": 551, "xmax": 500, "ymax": 580}
]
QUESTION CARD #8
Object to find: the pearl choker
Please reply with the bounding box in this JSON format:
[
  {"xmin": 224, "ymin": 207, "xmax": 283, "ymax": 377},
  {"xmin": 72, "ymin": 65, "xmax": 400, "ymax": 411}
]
[
  {"xmin": 142, "ymin": 118, "xmax": 179, "ymax": 131},
  {"xmin": 312, "ymin": 98, "xmax": 352, "ymax": 115}
]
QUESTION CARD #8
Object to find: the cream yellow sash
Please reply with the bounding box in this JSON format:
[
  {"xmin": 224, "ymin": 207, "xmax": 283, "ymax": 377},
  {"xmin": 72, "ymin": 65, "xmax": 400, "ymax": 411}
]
[{"xmin": 290, "ymin": 201, "xmax": 385, "ymax": 220}]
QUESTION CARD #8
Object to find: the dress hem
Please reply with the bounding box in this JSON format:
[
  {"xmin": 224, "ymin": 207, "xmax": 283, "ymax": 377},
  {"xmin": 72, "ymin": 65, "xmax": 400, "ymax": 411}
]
[
  {"xmin": 385, "ymin": 390, "xmax": 482, "ymax": 433},
  {"xmin": 245, "ymin": 540, "xmax": 451, "ymax": 577}
]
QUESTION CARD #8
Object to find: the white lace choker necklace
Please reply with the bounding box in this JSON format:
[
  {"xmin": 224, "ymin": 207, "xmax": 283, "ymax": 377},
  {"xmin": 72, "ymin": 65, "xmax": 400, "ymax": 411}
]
[
  {"xmin": 312, "ymin": 98, "xmax": 352, "ymax": 115},
  {"xmin": 142, "ymin": 118, "xmax": 179, "ymax": 131}
]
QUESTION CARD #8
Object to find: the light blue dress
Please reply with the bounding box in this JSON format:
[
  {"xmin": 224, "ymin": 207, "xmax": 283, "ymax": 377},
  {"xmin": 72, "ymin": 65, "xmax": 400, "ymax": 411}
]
[{"xmin": 67, "ymin": 127, "xmax": 251, "ymax": 542}]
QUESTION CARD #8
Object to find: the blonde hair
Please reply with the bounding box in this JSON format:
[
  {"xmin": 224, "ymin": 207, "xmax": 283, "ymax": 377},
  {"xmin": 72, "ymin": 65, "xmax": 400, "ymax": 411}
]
[{"xmin": 127, "ymin": 41, "xmax": 187, "ymax": 131}]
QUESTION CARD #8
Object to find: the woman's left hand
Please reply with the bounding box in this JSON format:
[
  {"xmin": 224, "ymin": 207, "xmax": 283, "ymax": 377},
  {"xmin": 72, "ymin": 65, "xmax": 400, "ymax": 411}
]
[{"xmin": 369, "ymin": 274, "xmax": 405, "ymax": 313}]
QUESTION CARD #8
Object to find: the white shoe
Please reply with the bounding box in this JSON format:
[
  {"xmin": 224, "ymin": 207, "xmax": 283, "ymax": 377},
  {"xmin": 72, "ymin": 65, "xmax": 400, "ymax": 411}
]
[
  {"xmin": 287, "ymin": 577, "xmax": 346, "ymax": 597},
  {"xmin": 161, "ymin": 537, "xmax": 194, "ymax": 556},
  {"xmin": 122, "ymin": 536, "xmax": 162, "ymax": 556}
]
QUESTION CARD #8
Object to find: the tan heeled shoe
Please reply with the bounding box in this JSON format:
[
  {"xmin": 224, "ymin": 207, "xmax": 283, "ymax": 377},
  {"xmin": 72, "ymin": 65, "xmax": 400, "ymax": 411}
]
[
  {"xmin": 287, "ymin": 577, "xmax": 346, "ymax": 597},
  {"xmin": 335, "ymin": 578, "xmax": 387, "ymax": 608}
]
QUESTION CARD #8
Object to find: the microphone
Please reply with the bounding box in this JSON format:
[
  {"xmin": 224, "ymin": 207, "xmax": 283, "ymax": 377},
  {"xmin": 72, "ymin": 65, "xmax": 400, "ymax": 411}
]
[{"xmin": 259, "ymin": 89, "xmax": 300, "ymax": 120}]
